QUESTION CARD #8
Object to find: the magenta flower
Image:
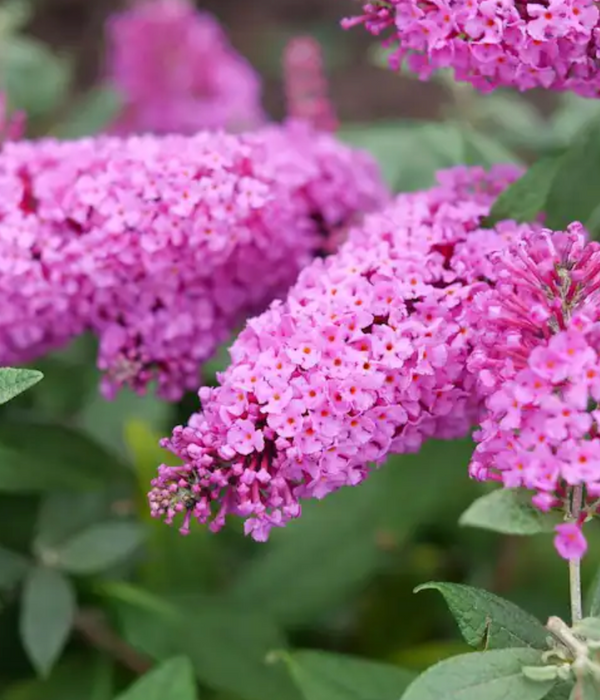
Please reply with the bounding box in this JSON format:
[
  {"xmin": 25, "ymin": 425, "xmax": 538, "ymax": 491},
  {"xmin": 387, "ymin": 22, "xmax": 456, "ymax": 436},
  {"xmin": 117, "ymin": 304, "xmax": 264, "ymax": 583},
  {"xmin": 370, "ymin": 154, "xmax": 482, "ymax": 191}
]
[
  {"xmin": 149, "ymin": 164, "xmax": 526, "ymax": 540},
  {"xmin": 0, "ymin": 122, "xmax": 387, "ymax": 399},
  {"xmin": 555, "ymin": 522, "xmax": 588, "ymax": 560},
  {"xmin": 105, "ymin": 0, "xmax": 264, "ymax": 135},
  {"xmin": 468, "ymin": 225, "xmax": 600, "ymax": 559},
  {"xmin": 343, "ymin": 0, "xmax": 600, "ymax": 96}
]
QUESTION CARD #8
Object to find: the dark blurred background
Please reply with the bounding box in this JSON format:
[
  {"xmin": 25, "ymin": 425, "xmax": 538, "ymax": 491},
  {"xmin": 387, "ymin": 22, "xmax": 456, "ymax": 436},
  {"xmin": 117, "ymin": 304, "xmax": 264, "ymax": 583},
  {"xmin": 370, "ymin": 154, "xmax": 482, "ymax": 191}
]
[{"xmin": 28, "ymin": 0, "xmax": 451, "ymax": 122}]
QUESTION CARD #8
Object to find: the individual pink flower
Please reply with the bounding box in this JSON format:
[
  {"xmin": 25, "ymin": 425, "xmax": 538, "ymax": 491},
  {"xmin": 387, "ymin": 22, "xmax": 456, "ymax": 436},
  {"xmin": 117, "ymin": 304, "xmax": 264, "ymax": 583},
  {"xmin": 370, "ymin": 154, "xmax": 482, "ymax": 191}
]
[
  {"xmin": 555, "ymin": 523, "xmax": 588, "ymax": 560},
  {"xmin": 105, "ymin": 0, "xmax": 264, "ymax": 134},
  {"xmin": 149, "ymin": 164, "xmax": 527, "ymax": 540},
  {"xmin": 0, "ymin": 122, "xmax": 388, "ymax": 399},
  {"xmin": 343, "ymin": 0, "xmax": 600, "ymax": 97}
]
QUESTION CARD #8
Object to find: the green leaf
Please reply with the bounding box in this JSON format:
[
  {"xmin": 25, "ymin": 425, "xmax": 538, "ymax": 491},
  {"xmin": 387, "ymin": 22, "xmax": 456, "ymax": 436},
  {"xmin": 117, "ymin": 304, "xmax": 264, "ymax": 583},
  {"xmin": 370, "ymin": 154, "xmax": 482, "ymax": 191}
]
[
  {"xmin": 1, "ymin": 36, "xmax": 72, "ymax": 119},
  {"xmin": 550, "ymin": 94, "xmax": 600, "ymax": 149},
  {"xmin": 52, "ymin": 522, "xmax": 144, "ymax": 575},
  {"xmin": 116, "ymin": 657, "xmax": 197, "ymax": 700},
  {"xmin": 586, "ymin": 564, "xmax": 600, "ymax": 617},
  {"xmin": 0, "ymin": 0, "xmax": 32, "ymax": 36},
  {"xmin": 0, "ymin": 422, "xmax": 131, "ymax": 493},
  {"xmin": 416, "ymin": 582, "xmax": 549, "ymax": 651},
  {"xmin": 0, "ymin": 546, "xmax": 29, "ymax": 590},
  {"xmin": 484, "ymin": 157, "xmax": 559, "ymax": 227},
  {"xmin": 104, "ymin": 584, "xmax": 300, "ymax": 700},
  {"xmin": 573, "ymin": 617, "xmax": 600, "ymax": 641},
  {"xmin": 19, "ymin": 567, "xmax": 76, "ymax": 677},
  {"xmin": 545, "ymin": 119, "xmax": 600, "ymax": 231},
  {"xmin": 0, "ymin": 368, "xmax": 43, "ymax": 405},
  {"xmin": 0, "ymin": 653, "xmax": 114, "ymax": 700},
  {"xmin": 283, "ymin": 650, "xmax": 415, "ymax": 700},
  {"xmin": 124, "ymin": 420, "xmax": 216, "ymax": 595},
  {"xmin": 401, "ymin": 649, "xmax": 555, "ymax": 700},
  {"xmin": 459, "ymin": 489, "xmax": 558, "ymax": 535},
  {"xmin": 55, "ymin": 86, "xmax": 123, "ymax": 139},
  {"xmin": 460, "ymin": 127, "xmax": 519, "ymax": 168},
  {"xmin": 569, "ymin": 677, "xmax": 600, "ymax": 700},
  {"xmin": 79, "ymin": 387, "xmax": 170, "ymax": 456},
  {"xmin": 546, "ymin": 682, "xmax": 575, "ymax": 700},
  {"xmin": 229, "ymin": 439, "xmax": 476, "ymax": 627},
  {"xmin": 34, "ymin": 491, "xmax": 122, "ymax": 552}
]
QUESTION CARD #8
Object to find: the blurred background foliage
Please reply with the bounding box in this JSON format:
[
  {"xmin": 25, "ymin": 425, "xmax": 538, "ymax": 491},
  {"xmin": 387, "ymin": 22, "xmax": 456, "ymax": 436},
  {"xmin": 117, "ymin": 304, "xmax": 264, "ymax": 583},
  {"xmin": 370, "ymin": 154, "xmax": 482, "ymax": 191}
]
[{"xmin": 0, "ymin": 0, "xmax": 599, "ymax": 699}]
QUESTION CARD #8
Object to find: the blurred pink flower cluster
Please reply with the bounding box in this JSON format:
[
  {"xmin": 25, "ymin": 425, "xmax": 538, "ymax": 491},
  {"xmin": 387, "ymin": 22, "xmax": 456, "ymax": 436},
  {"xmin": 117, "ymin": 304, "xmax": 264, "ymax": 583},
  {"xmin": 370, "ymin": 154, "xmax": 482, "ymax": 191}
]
[
  {"xmin": 0, "ymin": 122, "xmax": 387, "ymax": 399},
  {"xmin": 150, "ymin": 164, "xmax": 529, "ymax": 540},
  {"xmin": 105, "ymin": 0, "xmax": 264, "ymax": 134},
  {"xmin": 343, "ymin": 0, "xmax": 600, "ymax": 96}
]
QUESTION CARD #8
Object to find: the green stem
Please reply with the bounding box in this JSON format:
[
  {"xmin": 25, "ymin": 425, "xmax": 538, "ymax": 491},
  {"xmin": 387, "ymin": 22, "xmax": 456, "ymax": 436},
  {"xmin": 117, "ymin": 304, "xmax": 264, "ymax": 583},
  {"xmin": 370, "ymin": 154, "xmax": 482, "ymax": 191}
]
[{"xmin": 569, "ymin": 485, "xmax": 584, "ymax": 625}]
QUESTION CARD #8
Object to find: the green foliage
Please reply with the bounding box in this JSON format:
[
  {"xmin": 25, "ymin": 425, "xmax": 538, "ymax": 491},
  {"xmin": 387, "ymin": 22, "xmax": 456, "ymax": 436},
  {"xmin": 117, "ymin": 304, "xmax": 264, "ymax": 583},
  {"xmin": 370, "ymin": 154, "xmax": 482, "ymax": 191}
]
[
  {"xmin": 459, "ymin": 489, "xmax": 558, "ymax": 536},
  {"xmin": 586, "ymin": 565, "xmax": 600, "ymax": 618},
  {"xmin": 0, "ymin": 546, "xmax": 29, "ymax": 591},
  {"xmin": 340, "ymin": 121, "xmax": 518, "ymax": 191},
  {"xmin": 54, "ymin": 87, "xmax": 123, "ymax": 139},
  {"xmin": 282, "ymin": 650, "xmax": 415, "ymax": 700},
  {"xmin": 0, "ymin": 653, "xmax": 114, "ymax": 700},
  {"xmin": 228, "ymin": 439, "xmax": 476, "ymax": 627},
  {"xmin": 0, "ymin": 370, "xmax": 43, "ymax": 406},
  {"xmin": 484, "ymin": 158, "xmax": 560, "ymax": 226},
  {"xmin": 104, "ymin": 583, "xmax": 300, "ymax": 700},
  {"xmin": 48, "ymin": 522, "xmax": 144, "ymax": 575},
  {"xmin": 485, "ymin": 115, "xmax": 600, "ymax": 235},
  {"xmin": 569, "ymin": 677, "xmax": 600, "ymax": 700},
  {"xmin": 19, "ymin": 567, "xmax": 76, "ymax": 677},
  {"xmin": 0, "ymin": 422, "xmax": 131, "ymax": 493},
  {"xmin": 115, "ymin": 658, "xmax": 197, "ymax": 700},
  {"xmin": 0, "ymin": 36, "xmax": 72, "ymax": 124},
  {"xmin": 415, "ymin": 583, "xmax": 549, "ymax": 650},
  {"xmin": 544, "ymin": 119, "xmax": 600, "ymax": 231},
  {"xmin": 401, "ymin": 649, "xmax": 556, "ymax": 700}
]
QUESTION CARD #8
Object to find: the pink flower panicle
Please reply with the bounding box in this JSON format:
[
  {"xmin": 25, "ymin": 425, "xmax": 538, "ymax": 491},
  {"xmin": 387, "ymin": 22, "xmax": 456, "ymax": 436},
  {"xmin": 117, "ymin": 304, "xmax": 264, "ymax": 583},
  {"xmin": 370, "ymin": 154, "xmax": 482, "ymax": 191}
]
[
  {"xmin": 0, "ymin": 122, "xmax": 387, "ymax": 399},
  {"xmin": 149, "ymin": 164, "xmax": 528, "ymax": 541},
  {"xmin": 468, "ymin": 225, "xmax": 600, "ymax": 558},
  {"xmin": 105, "ymin": 0, "xmax": 265, "ymax": 134},
  {"xmin": 343, "ymin": 0, "xmax": 600, "ymax": 97},
  {"xmin": 283, "ymin": 36, "xmax": 339, "ymax": 133}
]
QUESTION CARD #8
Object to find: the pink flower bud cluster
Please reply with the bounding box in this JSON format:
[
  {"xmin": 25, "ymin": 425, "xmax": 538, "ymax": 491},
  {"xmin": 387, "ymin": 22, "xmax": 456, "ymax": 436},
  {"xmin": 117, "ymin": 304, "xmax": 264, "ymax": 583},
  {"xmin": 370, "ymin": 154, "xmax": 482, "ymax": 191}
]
[
  {"xmin": 468, "ymin": 225, "xmax": 600, "ymax": 559},
  {"xmin": 0, "ymin": 122, "xmax": 387, "ymax": 399},
  {"xmin": 283, "ymin": 37, "xmax": 339, "ymax": 133},
  {"xmin": 342, "ymin": 1, "xmax": 600, "ymax": 96},
  {"xmin": 149, "ymin": 164, "xmax": 528, "ymax": 541},
  {"xmin": 105, "ymin": 0, "xmax": 264, "ymax": 135},
  {"xmin": 0, "ymin": 94, "xmax": 25, "ymax": 143}
]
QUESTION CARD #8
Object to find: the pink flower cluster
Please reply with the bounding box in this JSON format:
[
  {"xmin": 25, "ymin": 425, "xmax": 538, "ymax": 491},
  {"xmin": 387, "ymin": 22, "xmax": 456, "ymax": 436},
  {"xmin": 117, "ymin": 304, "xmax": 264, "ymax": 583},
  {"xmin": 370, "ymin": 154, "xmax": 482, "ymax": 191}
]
[
  {"xmin": 150, "ymin": 164, "xmax": 528, "ymax": 540},
  {"xmin": 343, "ymin": 1, "xmax": 600, "ymax": 96},
  {"xmin": 105, "ymin": 0, "xmax": 264, "ymax": 135},
  {"xmin": 468, "ymin": 225, "xmax": 600, "ymax": 559},
  {"xmin": 0, "ymin": 122, "xmax": 387, "ymax": 399}
]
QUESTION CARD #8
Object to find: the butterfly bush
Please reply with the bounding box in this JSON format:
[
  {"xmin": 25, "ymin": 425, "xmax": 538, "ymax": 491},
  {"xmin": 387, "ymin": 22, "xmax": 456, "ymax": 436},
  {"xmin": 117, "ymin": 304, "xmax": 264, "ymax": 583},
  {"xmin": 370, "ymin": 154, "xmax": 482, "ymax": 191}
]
[
  {"xmin": 343, "ymin": 0, "xmax": 600, "ymax": 96},
  {"xmin": 468, "ymin": 224, "xmax": 600, "ymax": 559},
  {"xmin": 0, "ymin": 122, "xmax": 387, "ymax": 399},
  {"xmin": 149, "ymin": 164, "xmax": 536, "ymax": 541},
  {"xmin": 105, "ymin": 0, "xmax": 264, "ymax": 134}
]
